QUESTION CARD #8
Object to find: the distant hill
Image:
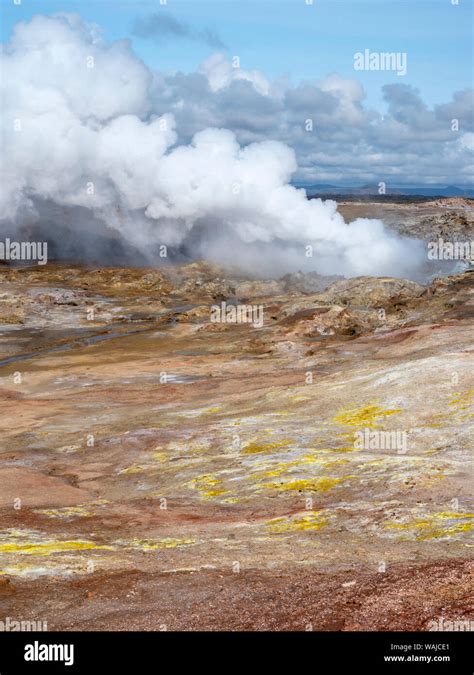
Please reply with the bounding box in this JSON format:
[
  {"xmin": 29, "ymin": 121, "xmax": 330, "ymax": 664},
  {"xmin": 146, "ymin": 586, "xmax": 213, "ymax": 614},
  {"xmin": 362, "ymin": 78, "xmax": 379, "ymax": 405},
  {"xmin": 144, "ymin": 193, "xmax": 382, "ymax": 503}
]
[{"xmin": 295, "ymin": 184, "xmax": 474, "ymax": 198}]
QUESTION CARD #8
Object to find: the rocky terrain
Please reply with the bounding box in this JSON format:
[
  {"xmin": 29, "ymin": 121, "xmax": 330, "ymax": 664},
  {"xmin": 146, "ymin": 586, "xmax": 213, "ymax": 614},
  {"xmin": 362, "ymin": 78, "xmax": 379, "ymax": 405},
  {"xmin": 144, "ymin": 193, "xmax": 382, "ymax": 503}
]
[
  {"xmin": 338, "ymin": 197, "xmax": 474, "ymax": 245},
  {"xmin": 0, "ymin": 200, "xmax": 472, "ymax": 631}
]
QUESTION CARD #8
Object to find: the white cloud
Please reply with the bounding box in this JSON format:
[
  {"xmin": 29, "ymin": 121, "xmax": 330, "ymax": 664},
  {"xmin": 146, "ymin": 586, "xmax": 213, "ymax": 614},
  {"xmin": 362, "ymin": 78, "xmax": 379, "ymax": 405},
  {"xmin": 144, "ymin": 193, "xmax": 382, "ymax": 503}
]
[{"xmin": 199, "ymin": 53, "xmax": 271, "ymax": 95}]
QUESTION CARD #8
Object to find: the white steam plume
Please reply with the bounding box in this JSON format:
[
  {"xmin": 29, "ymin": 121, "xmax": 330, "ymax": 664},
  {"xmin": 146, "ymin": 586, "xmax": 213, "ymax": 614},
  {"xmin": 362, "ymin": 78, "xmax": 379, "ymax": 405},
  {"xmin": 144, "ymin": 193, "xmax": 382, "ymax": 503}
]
[{"xmin": 0, "ymin": 14, "xmax": 424, "ymax": 277}]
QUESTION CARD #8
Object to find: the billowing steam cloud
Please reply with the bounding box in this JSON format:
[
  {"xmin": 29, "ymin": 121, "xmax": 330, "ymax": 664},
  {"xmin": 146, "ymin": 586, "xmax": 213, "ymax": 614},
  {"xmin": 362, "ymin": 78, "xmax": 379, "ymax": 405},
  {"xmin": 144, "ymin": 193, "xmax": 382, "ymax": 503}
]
[{"xmin": 0, "ymin": 14, "xmax": 424, "ymax": 277}]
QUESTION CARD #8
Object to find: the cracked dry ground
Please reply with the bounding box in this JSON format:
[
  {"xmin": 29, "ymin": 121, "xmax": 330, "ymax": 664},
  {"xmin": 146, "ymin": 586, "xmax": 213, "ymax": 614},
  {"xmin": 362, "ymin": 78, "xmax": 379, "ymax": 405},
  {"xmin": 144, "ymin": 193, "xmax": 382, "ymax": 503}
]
[{"xmin": 0, "ymin": 264, "xmax": 472, "ymax": 631}]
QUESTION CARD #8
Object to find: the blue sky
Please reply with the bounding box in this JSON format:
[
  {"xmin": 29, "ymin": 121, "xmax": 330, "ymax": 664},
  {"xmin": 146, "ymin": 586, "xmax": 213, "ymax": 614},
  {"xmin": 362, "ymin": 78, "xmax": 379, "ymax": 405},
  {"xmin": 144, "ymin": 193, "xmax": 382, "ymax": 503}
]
[{"xmin": 1, "ymin": 0, "xmax": 472, "ymax": 110}]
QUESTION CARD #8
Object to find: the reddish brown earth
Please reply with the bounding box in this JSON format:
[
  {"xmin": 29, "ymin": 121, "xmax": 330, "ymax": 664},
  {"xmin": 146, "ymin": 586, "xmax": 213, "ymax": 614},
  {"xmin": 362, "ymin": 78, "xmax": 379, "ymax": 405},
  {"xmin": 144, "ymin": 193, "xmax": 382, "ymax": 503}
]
[
  {"xmin": 0, "ymin": 205, "xmax": 473, "ymax": 631},
  {"xmin": 1, "ymin": 560, "xmax": 472, "ymax": 631}
]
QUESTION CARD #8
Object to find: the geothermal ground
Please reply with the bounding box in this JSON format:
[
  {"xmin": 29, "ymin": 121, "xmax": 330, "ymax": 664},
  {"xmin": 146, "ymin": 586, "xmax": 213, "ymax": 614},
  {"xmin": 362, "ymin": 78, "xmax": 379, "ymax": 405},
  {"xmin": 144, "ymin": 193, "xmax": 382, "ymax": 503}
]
[{"xmin": 0, "ymin": 200, "xmax": 473, "ymax": 631}]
